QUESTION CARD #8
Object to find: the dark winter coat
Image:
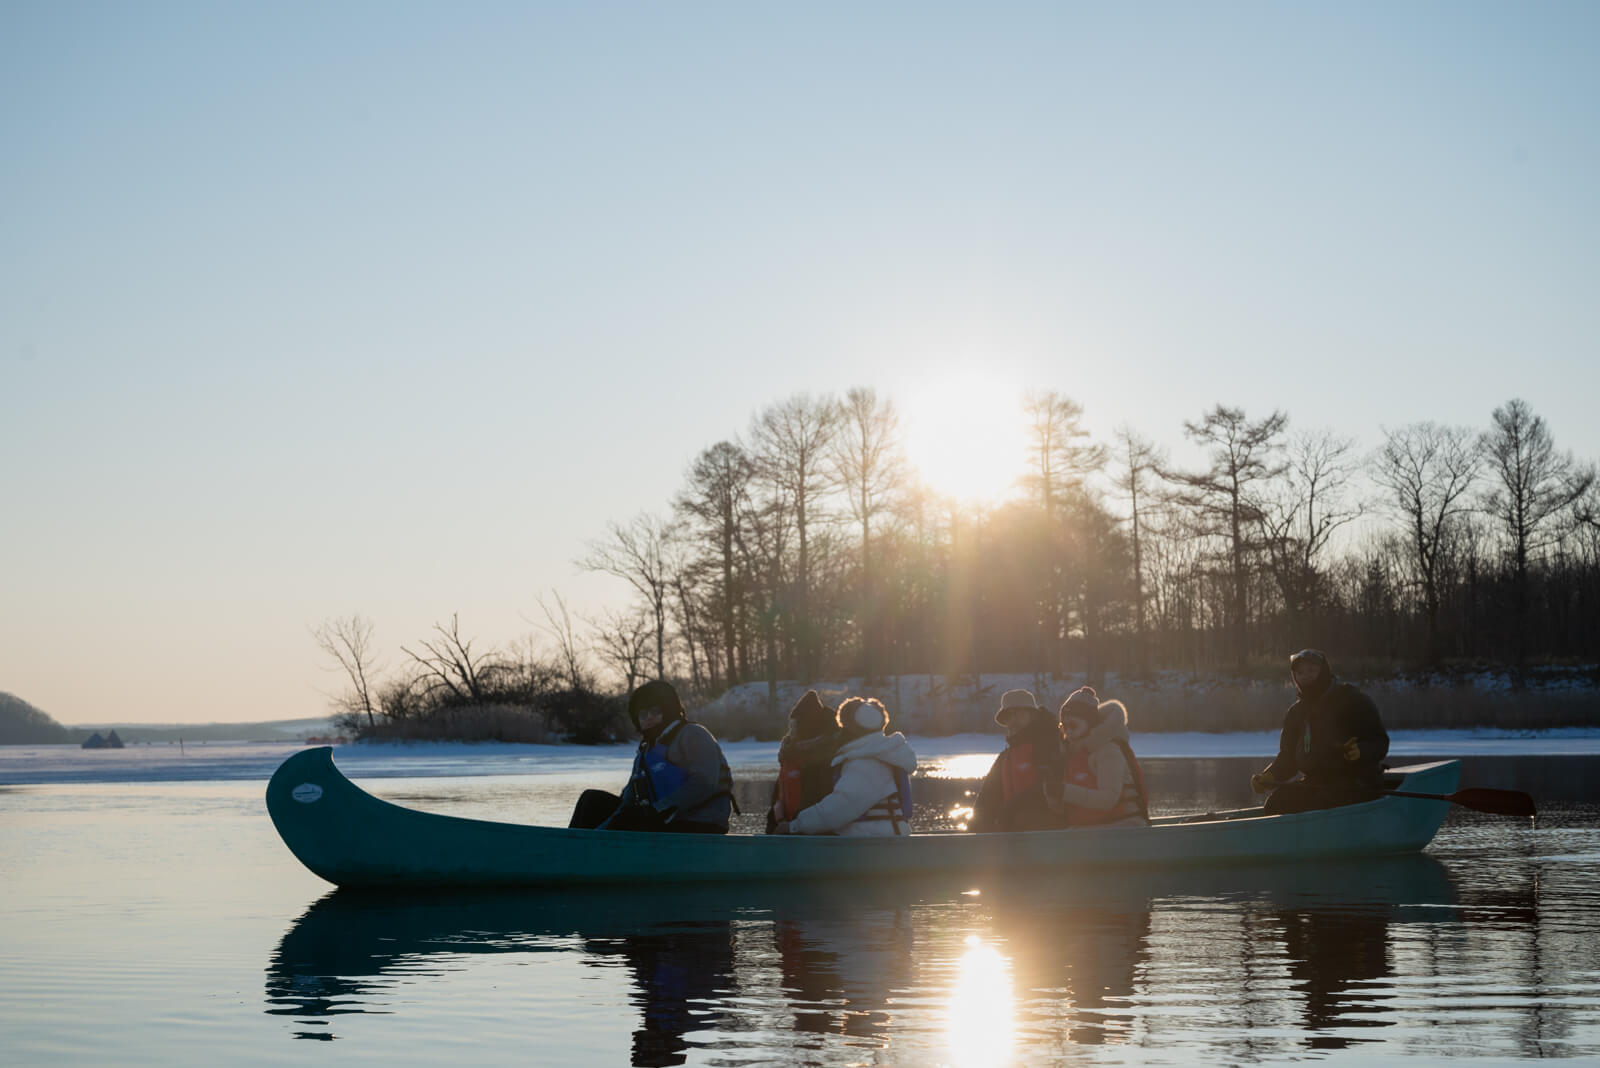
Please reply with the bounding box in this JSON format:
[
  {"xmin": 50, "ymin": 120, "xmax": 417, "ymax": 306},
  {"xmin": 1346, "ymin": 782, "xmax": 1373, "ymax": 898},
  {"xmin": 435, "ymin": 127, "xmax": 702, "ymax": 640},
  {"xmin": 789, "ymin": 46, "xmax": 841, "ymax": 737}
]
[
  {"xmin": 1263, "ymin": 680, "xmax": 1389, "ymax": 787},
  {"xmin": 766, "ymin": 729, "xmax": 843, "ymax": 833},
  {"xmin": 972, "ymin": 719, "xmax": 1067, "ymax": 833}
]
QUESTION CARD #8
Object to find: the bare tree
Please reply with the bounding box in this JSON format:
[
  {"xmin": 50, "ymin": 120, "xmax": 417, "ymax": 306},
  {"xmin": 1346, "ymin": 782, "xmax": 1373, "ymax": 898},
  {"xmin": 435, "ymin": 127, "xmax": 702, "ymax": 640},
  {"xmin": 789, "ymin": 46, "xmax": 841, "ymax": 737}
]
[
  {"xmin": 831, "ymin": 386, "xmax": 905, "ymax": 679},
  {"xmin": 732, "ymin": 473, "xmax": 793, "ymax": 720},
  {"xmin": 1020, "ymin": 390, "xmax": 1106, "ymax": 674},
  {"xmin": 401, "ymin": 613, "xmax": 504, "ymax": 704},
  {"xmin": 1480, "ymin": 398, "xmax": 1596, "ymax": 662},
  {"xmin": 588, "ymin": 607, "xmax": 654, "ymax": 694},
  {"xmin": 663, "ymin": 533, "xmax": 707, "ymax": 695},
  {"xmin": 1165, "ymin": 405, "xmax": 1288, "ymax": 669},
  {"xmin": 1371, "ymin": 422, "xmax": 1480, "ymax": 664},
  {"xmin": 749, "ymin": 393, "xmax": 839, "ymax": 680},
  {"xmin": 532, "ymin": 590, "xmax": 590, "ymax": 692},
  {"xmin": 1022, "ymin": 389, "xmax": 1106, "ymax": 516},
  {"xmin": 675, "ymin": 441, "xmax": 757, "ymax": 688},
  {"xmin": 1257, "ymin": 429, "xmax": 1363, "ymax": 628},
  {"xmin": 1482, "ymin": 398, "xmax": 1595, "ymax": 579},
  {"xmin": 311, "ymin": 614, "xmax": 383, "ymax": 727},
  {"xmin": 1111, "ymin": 428, "xmax": 1165, "ymax": 675},
  {"xmin": 580, "ymin": 512, "xmax": 674, "ymax": 678}
]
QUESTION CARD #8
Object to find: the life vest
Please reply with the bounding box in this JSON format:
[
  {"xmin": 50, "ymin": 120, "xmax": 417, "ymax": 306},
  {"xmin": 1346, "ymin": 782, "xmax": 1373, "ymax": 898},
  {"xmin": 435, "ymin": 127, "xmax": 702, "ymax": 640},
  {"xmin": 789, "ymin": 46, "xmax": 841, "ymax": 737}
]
[
  {"xmin": 997, "ymin": 740, "xmax": 1042, "ymax": 806},
  {"xmin": 1062, "ymin": 740, "xmax": 1149, "ymax": 826},
  {"xmin": 777, "ymin": 751, "xmax": 839, "ymax": 819},
  {"xmin": 633, "ymin": 720, "xmax": 689, "ymax": 802},
  {"xmin": 833, "ymin": 760, "xmax": 914, "ymax": 831}
]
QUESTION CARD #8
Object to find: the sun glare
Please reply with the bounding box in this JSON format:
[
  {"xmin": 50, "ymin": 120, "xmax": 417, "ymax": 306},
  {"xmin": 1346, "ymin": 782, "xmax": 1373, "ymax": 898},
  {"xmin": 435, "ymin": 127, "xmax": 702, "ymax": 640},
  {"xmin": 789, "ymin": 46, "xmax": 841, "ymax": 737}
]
[
  {"xmin": 945, "ymin": 935, "xmax": 1016, "ymax": 1067},
  {"xmin": 902, "ymin": 373, "xmax": 1027, "ymax": 505}
]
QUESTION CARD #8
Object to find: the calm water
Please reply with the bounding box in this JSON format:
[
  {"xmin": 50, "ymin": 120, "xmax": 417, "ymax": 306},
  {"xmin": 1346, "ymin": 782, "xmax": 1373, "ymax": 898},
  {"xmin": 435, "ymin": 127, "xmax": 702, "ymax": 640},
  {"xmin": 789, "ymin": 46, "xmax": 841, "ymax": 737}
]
[{"xmin": 2, "ymin": 753, "xmax": 1598, "ymax": 1065}]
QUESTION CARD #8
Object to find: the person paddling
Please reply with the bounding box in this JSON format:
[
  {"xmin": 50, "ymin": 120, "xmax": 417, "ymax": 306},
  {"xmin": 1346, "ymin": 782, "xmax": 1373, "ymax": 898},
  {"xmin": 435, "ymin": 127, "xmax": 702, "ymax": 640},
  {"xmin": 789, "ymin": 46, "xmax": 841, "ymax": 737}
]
[
  {"xmin": 1048, "ymin": 686, "xmax": 1149, "ymax": 828},
  {"xmin": 1251, "ymin": 649, "xmax": 1390, "ymax": 816},
  {"xmin": 776, "ymin": 697, "xmax": 917, "ymax": 837},
  {"xmin": 766, "ymin": 690, "xmax": 843, "ymax": 834},
  {"xmin": 568, "ymin": 680, "xmax": 734, "ymax": 834},
  {"xmin": 971, "ymin": 689, "xmax": 1066, "ymax": 832}
]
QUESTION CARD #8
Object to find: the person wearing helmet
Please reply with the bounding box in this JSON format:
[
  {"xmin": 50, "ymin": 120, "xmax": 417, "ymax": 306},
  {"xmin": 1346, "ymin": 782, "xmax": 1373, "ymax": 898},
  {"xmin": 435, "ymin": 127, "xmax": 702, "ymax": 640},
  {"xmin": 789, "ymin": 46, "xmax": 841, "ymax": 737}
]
[
  {"xmin": 567, "ymin": 679, "xmax": 734, "ymax": 833},
  {"xmin": 766, "ymin": 689, "xmax": 844, "ymax": 834},
  {"xmin": 776, "ymin": 697, "xmax": 917, "ymax": 837},
  {"xmin": 1250, "ymin": 649, "xmax": 1390, "ymax": 815},
  {"xmin": 971, "ymin": 689, "xmax": 1067, "ymax": 832},
  {"xmin": 1047, "ymin": 686, "xmax": 1149, "ymax": 828}
]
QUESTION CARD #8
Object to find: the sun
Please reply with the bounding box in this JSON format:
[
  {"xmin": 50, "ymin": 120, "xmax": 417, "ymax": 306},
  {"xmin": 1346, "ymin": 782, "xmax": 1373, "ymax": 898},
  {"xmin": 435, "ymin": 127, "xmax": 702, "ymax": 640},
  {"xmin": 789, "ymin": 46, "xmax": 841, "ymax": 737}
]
[{"xmin": 902, "ymin": 372, "xmax": 1028, "ymax": 504}]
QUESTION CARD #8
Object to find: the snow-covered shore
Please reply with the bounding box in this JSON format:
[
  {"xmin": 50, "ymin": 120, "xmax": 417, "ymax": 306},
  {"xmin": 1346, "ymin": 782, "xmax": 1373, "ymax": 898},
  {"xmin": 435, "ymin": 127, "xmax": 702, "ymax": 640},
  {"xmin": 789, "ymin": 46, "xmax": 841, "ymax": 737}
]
[{"xmin": 3, "ymin": 727, "xmax": 1599, "ymax": 786}]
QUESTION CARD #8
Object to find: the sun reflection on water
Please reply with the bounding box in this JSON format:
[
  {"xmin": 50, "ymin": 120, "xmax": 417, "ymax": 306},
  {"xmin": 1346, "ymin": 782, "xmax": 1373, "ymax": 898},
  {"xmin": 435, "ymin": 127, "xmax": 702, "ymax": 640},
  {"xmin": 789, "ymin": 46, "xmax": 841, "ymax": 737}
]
[
  {"xmin": 929, "ymin": 753, "xmax": 999, "ymax": 780},
  {"xmin": 945, "ymin": 934, "xmax": 1015, "ymax": 1068}
]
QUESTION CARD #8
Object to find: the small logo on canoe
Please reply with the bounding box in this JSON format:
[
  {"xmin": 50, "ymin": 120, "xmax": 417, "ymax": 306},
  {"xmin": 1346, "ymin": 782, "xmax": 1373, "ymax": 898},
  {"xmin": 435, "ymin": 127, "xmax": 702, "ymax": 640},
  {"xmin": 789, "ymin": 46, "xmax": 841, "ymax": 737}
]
[{"xmin": 292, "ymin": 783, "xmax": 324, "ymax": 804}]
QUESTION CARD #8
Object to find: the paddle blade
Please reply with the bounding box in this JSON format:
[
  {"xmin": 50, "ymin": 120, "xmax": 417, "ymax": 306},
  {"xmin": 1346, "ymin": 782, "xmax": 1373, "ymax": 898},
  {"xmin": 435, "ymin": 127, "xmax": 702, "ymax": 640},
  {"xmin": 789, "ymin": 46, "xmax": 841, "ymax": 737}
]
[{"xmin": 1449, "ymin": 788, "xmax": 1537, "ymax": 818}]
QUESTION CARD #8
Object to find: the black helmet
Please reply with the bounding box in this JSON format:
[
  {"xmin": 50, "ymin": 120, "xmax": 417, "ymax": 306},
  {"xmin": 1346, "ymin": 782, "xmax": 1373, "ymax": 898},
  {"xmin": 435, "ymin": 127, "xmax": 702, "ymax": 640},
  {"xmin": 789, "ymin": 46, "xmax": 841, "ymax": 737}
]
[{"xmin": 627, "ymin": 680, "xmax": 685, "ymax": 730}]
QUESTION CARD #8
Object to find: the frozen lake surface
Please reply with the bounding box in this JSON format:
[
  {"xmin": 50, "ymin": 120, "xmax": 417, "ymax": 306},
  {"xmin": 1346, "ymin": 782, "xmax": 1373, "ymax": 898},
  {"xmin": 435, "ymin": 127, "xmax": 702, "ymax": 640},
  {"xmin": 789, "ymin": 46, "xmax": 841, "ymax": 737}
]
[
  {"xmin": 1, "ymin": 742, "xmax": 1597, "ymax": 1064},
  {"xmin": 6, "ymin": 726, "xmax": 1600, "ymax": 785}
]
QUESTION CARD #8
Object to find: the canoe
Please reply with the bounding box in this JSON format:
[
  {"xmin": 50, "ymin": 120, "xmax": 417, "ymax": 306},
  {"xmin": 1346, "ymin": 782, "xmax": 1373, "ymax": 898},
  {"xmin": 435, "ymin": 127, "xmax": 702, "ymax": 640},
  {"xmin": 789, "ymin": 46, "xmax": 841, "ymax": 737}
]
[{"xmin": 266, "ymin": 746, "xmax": 1461, "ymax": 889}]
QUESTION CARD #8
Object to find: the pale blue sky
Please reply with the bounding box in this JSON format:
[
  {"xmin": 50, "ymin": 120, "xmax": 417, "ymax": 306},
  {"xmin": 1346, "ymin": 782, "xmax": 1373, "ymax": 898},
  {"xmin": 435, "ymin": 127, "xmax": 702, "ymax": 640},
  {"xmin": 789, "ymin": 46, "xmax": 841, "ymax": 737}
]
[{"xmin": 3, "ymin": 2, "xmax": 1596, "ymax": 724}]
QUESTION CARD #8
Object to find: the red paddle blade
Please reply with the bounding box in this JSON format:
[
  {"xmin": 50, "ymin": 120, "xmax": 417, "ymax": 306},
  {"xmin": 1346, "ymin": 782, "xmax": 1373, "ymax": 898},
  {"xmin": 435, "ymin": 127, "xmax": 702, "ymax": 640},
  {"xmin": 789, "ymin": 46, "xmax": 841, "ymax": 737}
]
[{"xmin": 1449, "ymin": 788, "xmax": 1537, "ymax": 818}]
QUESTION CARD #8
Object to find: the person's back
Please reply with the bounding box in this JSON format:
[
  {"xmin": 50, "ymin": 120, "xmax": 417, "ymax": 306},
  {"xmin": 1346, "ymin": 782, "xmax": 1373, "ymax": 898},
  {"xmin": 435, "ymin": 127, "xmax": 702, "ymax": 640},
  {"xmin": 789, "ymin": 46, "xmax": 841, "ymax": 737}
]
[
  {"xmin": 767, "ymin": 690, "xmax": 843, "ymax": 834},
  {"xmin": 783, "ymin": 697, "xmax": 917, "ymax": 838}
]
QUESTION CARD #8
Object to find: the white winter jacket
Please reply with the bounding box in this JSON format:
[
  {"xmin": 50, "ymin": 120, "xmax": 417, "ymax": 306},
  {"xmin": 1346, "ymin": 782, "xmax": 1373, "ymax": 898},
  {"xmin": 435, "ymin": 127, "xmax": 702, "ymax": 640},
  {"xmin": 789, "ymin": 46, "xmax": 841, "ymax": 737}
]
[{"xmin": 788, "ymin": 731, "xmax": 918, "ymax": 837}]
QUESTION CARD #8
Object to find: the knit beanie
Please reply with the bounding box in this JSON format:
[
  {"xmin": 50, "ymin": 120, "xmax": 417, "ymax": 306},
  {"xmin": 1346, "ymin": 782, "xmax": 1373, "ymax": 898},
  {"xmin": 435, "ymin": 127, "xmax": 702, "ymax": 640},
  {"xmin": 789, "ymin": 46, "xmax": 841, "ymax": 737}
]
[
  {"xmin": 1059, "ymin": 685, "xmax": 1102, "ymax": 724},
  {"xmin": 787, "ymin": 690, "xmax": 836, "ymax": 738}
]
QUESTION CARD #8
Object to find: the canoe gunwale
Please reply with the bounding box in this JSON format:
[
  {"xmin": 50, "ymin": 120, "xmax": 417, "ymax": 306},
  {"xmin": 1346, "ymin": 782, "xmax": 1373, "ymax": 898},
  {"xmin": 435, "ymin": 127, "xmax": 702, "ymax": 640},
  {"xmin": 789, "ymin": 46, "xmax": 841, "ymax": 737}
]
[{"xmin": 267, "ymin": 748, "xmax": 1460, "ymax": 889}]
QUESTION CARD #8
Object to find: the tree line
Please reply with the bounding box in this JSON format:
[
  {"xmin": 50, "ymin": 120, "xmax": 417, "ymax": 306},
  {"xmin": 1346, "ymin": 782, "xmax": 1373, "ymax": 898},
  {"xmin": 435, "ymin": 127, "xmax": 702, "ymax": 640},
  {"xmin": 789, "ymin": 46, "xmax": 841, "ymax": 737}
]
[{"xmin": 318, "ymin": 391, "xmax": 1598, "ymax": 737}]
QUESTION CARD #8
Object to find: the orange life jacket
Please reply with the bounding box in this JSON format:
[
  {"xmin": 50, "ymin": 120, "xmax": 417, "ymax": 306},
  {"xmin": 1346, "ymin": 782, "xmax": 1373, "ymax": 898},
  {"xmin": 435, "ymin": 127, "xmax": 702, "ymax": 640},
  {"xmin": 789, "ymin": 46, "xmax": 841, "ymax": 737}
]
[
  {"xmin": 1063, "ymin": 740, "xmax": 1149, "ymax": 826},
  {"xmin": 998, "ymin": 739, "xmax": 1042, "ymax": 806}
]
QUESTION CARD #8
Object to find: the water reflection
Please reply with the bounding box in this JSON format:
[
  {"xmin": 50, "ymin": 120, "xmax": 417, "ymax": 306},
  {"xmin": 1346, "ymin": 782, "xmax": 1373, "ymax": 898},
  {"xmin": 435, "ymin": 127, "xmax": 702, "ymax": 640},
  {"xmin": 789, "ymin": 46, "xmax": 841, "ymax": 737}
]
[
  {"xmin": 946, "ymin": 935, "xmax": 1015, "ymax": 1067},
  {"xmin": 773, "ymin": 897, "xmax": 913, "ymax": 1040},
  {"xmin": 266, "ymin": 856, "xmax": 1466, "ymax": 1063}
]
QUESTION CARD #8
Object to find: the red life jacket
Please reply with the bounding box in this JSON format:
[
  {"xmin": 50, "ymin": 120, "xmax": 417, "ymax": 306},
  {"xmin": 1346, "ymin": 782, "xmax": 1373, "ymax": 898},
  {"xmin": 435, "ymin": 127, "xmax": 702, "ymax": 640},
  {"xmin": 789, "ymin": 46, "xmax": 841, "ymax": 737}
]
[
  {"xmin": 998, "ymin": 740, "xmax": 1042, "ymax": 806},
  {"xmin": 1062, "ymin": 740, "xmax": 1149, "ymax": 826},
  {"xmin": 778, "ymin": 755, "xmax": 829, "ymax": 819}
]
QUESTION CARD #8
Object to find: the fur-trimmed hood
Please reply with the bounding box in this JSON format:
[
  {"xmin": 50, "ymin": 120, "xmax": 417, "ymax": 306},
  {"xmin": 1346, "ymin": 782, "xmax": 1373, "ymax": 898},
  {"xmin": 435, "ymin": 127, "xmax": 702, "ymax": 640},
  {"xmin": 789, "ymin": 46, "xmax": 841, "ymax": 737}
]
[
  {"xmin": 832, "ymin": 730, "xmax": 918, "ymax": 773},
  {"xmin": 1070, "ymin": 698, "xmax": 1130, "ymax": 754}
]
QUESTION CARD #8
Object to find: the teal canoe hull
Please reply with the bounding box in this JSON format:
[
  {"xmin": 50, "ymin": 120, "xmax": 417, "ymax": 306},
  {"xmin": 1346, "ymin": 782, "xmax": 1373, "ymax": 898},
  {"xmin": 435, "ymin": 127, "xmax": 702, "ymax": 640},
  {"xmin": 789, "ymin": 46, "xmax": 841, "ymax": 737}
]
[{"xmin": 266, "ymin": 747, "xmax": 1460, "ymax": 889}]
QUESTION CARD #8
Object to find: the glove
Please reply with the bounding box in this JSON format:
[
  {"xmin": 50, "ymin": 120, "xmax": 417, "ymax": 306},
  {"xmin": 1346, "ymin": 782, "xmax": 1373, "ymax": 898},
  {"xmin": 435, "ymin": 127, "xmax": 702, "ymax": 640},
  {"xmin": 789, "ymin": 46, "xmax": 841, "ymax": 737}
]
[
  {"xmin": 1250, "ymin": 771, "xmax": 1276, "ymax": 794},
  {"xmin": 1341, "ymin": 736, "xmax": 1361, "ymax": 763}
]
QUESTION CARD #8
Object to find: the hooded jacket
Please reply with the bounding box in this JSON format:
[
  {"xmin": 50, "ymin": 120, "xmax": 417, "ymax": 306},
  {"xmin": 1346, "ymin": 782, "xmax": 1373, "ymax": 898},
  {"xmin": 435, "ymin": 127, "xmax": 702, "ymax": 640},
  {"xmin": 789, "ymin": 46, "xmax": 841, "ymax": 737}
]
[
  {"xmin": 1057, "ymin": 700, "xmax": 1147, "ymax": 827},
  {"xmin": 788, "ymin": 730, "xmax": 918, "ymax": 837}
]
